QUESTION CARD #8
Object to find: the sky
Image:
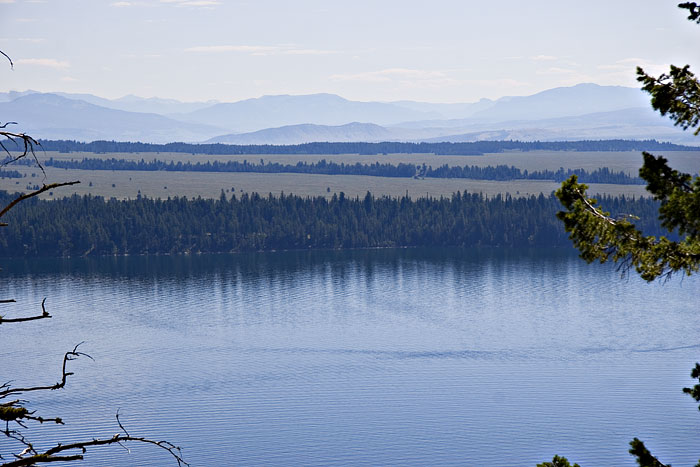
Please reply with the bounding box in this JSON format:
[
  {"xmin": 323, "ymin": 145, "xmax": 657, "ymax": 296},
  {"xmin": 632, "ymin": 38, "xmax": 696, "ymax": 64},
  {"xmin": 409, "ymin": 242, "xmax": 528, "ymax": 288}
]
[{"xmin": 1, "ymin": 0, "xmax": 699, "ymax": 104}]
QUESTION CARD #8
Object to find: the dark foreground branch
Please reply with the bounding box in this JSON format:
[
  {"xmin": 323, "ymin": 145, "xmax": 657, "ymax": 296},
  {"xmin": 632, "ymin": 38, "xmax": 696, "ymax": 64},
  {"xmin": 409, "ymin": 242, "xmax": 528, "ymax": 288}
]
[
  {"xmin": 1, "ymin": 348, "xmax": 186, "ymax": 467},
  {"xmin": 0, "ymin": 298, "xmax": 51, "ymax": 324},
  {"xmin": 0, "ymin": 343, "xmax": 91, "ymax": 400},
  {"xmin": 0, "ymin": 50, "xmax": 12, "ymax": 69},
  {"xmin": 0, "ymin": 130, "xmax": 41, "ymax": 170},
  {"xmin": 1, "ymin": 427, "xmax": 188, "ymax": 467},
  {"xmin": 0, "ymin": 181, "xmax": 80, "ymax": 221}
]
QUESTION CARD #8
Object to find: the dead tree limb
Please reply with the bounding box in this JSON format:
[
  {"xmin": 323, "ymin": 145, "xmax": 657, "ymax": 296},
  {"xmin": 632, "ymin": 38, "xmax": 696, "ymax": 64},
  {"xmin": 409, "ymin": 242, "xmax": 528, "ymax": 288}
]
[
  {"xmin": 1, "ymin": 432, "xmax": 189, "ymax": 467},
  {"xmin": 0, "ymin": 298, "xmax": 51, "ymax": 324},
  {"xmin": 0, "ymin": 50, "xmax": 12, "ymax": 69},
  {"xmin": 0, "ymin": 343, "xmax": 91, "ymax": 400},
  {"xmin": 0, "ymin": 129, "xmax": 44, "ymax": 176},
  {"xmin": 0, "ymin": 48, "xmax": 187, "ymax": 467},
  {"xmin": 0, "ymin": 181, "xmax": 80, "ymax": 221}
]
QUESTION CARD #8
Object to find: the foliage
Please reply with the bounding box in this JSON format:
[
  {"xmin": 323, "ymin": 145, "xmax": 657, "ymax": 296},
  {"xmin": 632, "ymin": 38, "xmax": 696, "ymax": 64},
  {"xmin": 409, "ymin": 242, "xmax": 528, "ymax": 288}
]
[
  {"xmin": 638, "ymin": 64, "xmax": 700, "ymax": 135},
  {"xmin": 680, "ymin": 1, "xmax": 700, "ymax": 23},
  {"xmin": 36, "ymin": 138, "xmax": 695, "ymax": 156},
  {"xmin": 556, "ymin": 158, "xmax": 699, "ymax": 281},
  {"xmin": 18, "ymin": 155, "xmax": 649, "ymax": 184},
  {"xmin": 627, "ymin": 438, "xmax": 672, "ymax": 467},
  {"xmin": 0, "ymin": 169, "xmax": 22, "ymax": 179},
  {"xmin": 0, "ymin": 190, "xmax": 666, "ymax": 257},
  {"xmin": 537, "ymin": 455, "xmax": 580, "ymax": 467},
  {"xmin": 556, "ymin": 12, "xmax": 700, "ymax": 282},
  {"xmin": 552, "ymin": 2, "xmax": 700, "ymax": 466}
]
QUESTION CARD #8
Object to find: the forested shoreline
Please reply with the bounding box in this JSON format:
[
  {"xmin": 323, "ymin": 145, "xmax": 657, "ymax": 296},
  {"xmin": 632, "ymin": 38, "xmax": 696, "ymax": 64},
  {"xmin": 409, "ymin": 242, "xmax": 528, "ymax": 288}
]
[
  {"xmin": 0, "ymin": 190, "xmax": 663, "ymax": 257},
  {"xmin": 37, "ymin": 139, "xmax": 697, "ymax": 156},
  {"xmin": 31, "ymin": 157, "xmax": 648, "ymax": 184}
]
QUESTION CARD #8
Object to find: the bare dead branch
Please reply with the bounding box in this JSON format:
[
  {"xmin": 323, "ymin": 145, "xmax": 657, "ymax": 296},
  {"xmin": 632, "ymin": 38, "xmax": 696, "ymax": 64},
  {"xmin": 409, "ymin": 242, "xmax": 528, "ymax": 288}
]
[
  {"xmin": 1, "ymin": 49, "xmax": 185, "ymax": 466},
  {"xmin": 0, "ymin": 181, "xmax": 80, "ymax": 220},
  {"xmin": 4, "ymin": 456, "xmax": 84, "ymax": 465},
  {"xmin": 0, "ymin": 298, "xmax": 51, "ymax": 324},
  {"xmin": 0, "ymin": 130, "xmax": 42, "ymax": 172},
  {"xmin": 0, "ymin": 343, "xmax": 92, "ymax": 399},
  {"xmin": 1, "ymin": 425, "xmax": 37, "ymax": 458},
  {"xmin": 116, "ymin": 410, "xmax": 130, "ymax": 437},
  {"xmin": 1, "ymin": 348, "xmax": 187, "ymax": 467},
  {"xmin": 1, "ymin": 412, "xmax": 189, "ymax": 467},
  {"xmin": 0, "ymin": 50, "xmax": 12, "ymax": 69}
]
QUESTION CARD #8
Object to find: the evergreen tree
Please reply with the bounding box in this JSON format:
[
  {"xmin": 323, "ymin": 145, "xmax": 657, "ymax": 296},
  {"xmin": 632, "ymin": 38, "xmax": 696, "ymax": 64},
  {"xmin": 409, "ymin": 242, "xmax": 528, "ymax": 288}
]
[
  {"xmin": 552, "ymin": 3, "xmax": 700, "ymax": 466},
  {"xmin": 556, "ymin": 4, "xmax": 700, "ymax": 282}
]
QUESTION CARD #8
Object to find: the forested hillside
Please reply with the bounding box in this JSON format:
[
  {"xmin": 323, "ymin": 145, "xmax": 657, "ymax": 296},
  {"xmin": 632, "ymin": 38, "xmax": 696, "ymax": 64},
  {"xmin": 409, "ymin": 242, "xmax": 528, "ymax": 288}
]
[
  {"xmin": 34, "ymin": 156, "xmax": 648, "ymax": 184},
  {"xmin": 0, "ymin": 190, "xmax": 663, "ymax": 257},
  {"xmin": 38, "ymin": 139, "xmax": 696, "ymax": 156}
]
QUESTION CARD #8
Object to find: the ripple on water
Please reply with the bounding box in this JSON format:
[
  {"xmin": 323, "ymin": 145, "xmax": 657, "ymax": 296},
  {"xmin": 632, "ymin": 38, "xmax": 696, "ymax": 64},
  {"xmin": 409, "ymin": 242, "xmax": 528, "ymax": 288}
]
[{"xmin": 1, "ymin": 248, "xmax": 698, "ymax": 466}]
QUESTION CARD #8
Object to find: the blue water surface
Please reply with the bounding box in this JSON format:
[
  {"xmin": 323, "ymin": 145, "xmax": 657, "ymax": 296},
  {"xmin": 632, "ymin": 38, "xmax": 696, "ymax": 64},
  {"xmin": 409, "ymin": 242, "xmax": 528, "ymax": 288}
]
[{"xmin": 1, "ymin": 247, "xmax": 698, "ymax": 466}]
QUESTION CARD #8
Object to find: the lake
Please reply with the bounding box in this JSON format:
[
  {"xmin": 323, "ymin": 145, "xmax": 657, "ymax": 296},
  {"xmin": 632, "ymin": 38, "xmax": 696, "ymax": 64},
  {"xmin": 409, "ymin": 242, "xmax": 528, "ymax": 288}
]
[{"xmin": 1, "ymin": 248, "xmax": 699, "ymax": 466}]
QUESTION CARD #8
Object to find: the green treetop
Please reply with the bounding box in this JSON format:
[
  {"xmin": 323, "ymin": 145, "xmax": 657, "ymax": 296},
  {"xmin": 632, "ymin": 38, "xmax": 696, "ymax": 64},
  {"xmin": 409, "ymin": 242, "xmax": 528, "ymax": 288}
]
[
  {"xmin": 547, "ymin": 3, "xmax": 700, "ymax": 467},
  {"xmin": 556, "ymin": 4, "xmax": 700, "ymax": 282}
]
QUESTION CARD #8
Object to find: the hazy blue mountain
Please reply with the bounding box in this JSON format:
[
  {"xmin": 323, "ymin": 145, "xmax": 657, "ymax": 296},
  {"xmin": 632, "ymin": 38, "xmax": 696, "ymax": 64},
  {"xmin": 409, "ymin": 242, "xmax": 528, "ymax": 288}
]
[
  {"xmin": 110, "ymin": 94, "xmax": 219, "ymax": 115},
  {"xmin": 53, "ymin": 92, "xmax": 218, "ymax": 115},
  {"xmin": 0, "ymin": 90, "xmax": 37, "ymax": 103},
  {"xmin": 2, "ymin": 84, "xmax": 691, "ymax": 144},
  {"xmin": 203, "ymin": 106, "xmax": 693, "ymax": 145},
  {"xmin": 392, "ymin": 84, "xmax": 652, "ymax": 129},
  {"xmin": 470, "ymin": 83, "xmax": 650, "ymax": 122},
  {"xmin": 173, "ymin": 93, "xmax": 441, "ymax": 132},
  {"xmin": 0, "ymin": 93, "xmax": 225, "ymax": 143},
  {"xmin": 389, "ymin": 98, "xmax": 495, "ymax": 120},
  {"xmin": 0, "ymin": 90, "xmax": 217, "ymax": 114},
  {"xmin": 177, "ymin": 84, "xmax": 653, "ymax": 134},
  {"xmin": 205, "ymin": 122, "xmax": 485, "ymax": 144},
  {"xmin": 421, "ymin": 107, "xmax": 695, "ymax": 144},
  {"xmin": 207, "ymin": 122, "xmax": 400, "ymax": 144}
]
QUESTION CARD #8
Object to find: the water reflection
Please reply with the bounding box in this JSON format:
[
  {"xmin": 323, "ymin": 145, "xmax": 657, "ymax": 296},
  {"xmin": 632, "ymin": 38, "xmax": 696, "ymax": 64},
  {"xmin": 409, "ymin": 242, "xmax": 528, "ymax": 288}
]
[{"xmin": 1, "ymin": 247, "xmax": 698, "ymax": 466}]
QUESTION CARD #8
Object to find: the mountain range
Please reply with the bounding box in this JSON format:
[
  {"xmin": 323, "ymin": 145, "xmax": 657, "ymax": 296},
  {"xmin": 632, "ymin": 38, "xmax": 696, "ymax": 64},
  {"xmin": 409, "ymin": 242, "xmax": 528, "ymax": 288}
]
[{"xmin": 0, "ymin": 84, "xmax": 695, "ymax": 145}]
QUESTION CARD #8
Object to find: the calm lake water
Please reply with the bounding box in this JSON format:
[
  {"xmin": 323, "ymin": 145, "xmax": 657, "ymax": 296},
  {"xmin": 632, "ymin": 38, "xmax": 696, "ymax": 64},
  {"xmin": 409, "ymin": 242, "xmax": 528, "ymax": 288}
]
[{"xmin": 1, "ymin": 248, "xmax": 699, "ymax": 466}]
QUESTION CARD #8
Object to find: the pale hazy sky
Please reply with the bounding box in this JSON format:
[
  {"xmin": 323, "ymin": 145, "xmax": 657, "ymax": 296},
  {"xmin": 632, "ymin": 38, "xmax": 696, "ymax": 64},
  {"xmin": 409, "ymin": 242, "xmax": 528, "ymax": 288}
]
[{"xmin": 1, "ymin": 0, "xmax": 698, "ymax": 103}]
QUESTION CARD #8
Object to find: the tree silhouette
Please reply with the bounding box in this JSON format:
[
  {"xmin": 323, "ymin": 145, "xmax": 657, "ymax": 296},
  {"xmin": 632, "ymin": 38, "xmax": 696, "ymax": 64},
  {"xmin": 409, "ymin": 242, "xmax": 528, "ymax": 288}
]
[{"xmin": 550, "ymin": 3, "xmax": 700, "ymax": 466}]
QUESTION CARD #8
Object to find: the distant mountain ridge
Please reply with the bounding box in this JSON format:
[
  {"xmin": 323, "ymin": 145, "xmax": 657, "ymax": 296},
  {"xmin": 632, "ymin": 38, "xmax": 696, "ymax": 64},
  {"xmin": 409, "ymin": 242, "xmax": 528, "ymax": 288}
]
[
  {"xmin": 170, "ymin": 93, "xmax": 441, "ymax": 132},
  {"xmin": 469, "ymin": 83, "xmax": 649, "ymax": 122},
  {"xmin": 0, "ymin": 90, "xmax": 217, "ymax": 114},
  {"xmin": 207, "ymin": 122, "xmax": 396, "ymax": 144},
  {"xmin": 206, "ymin": 107, "xmax": 693, "ymax": 145},
  {"xmin": 0, "ymin": 93, "xmax": 225, "ymax": 143},
  {"xmin": 0, "ymin": 84, "xmax": 696, "ymax": 144}
]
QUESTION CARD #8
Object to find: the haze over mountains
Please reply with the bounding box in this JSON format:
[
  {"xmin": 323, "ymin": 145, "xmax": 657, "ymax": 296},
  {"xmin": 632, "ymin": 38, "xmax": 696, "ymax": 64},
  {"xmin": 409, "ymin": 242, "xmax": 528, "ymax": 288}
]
[
  {"xmin": 0, "ymin": 83, "xmax": 694, "ymax": 145},
  {"xmin": 0, "ymin": 94, "xmax": 221, "ymax": 143}
]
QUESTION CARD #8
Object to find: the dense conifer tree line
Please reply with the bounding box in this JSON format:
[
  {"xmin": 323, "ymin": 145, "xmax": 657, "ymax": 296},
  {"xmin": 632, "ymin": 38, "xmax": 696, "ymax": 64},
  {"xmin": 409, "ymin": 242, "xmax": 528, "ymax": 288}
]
[
  {"xmin": 37, "ymin": 139, "xmax": 695, "ymax": 156},
  {"xmin": 33, "ymin": 157, "xmax": 648, "ymax": 184},
  {"xmin": 423, "ymin": 164, "xmax": 645, "ymax": 184},
  {"xmin": 0, "ymin": 190, "xmax": 663, "ymax": 257},
  {"xmin": 0, "ymin": 168, "xmax": 22, "ymax": 178}
]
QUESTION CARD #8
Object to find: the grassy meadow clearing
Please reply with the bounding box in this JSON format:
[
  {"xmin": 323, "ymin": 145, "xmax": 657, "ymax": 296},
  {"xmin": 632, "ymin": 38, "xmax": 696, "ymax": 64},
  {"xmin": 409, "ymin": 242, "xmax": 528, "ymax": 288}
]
[
  {"xmin": 37, "ymin": 150, "xmax": 700, "ymax": 173},
  {"xmin": 1, "ymin": 150, "xmax": 697, "ymax": 200}
]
